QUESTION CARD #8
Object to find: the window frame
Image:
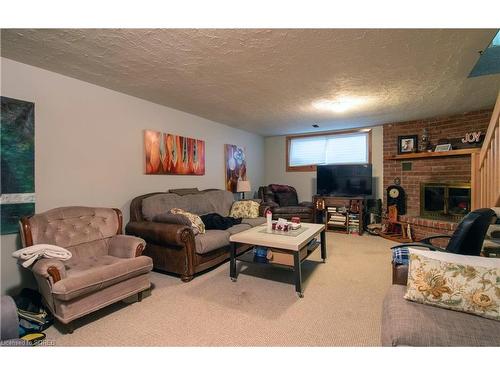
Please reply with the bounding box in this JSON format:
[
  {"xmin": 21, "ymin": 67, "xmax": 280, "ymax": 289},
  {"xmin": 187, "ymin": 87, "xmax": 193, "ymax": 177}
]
[{"xmin": 286, "ymin": 128, "xmax": 372, "ymax": 172}]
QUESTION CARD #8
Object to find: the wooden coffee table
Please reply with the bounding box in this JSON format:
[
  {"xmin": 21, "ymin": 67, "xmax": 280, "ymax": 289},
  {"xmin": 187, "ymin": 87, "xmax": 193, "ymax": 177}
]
[{"xmin": 229, "ymin": 223, "xmax": 326, "ymax": 298}]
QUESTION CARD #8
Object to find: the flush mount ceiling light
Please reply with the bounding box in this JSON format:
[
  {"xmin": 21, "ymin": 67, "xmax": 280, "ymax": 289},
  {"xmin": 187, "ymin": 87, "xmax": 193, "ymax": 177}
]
[{"xmin": 312, "ymin": 97, "xmax": 366, "ymax": 113}]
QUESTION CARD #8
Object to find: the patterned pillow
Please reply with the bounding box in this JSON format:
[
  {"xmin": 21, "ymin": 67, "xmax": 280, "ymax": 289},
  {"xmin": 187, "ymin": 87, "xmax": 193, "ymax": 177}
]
[
  {"xmin": 405, "ymin": 249, "xmax": 500, "ymax": 321},
  {"xmin": 229, "ymin": 200, "xmax": 260, "ymax": 219},
  {"xmin": 170, "ymin": 208, "xmax": 205, "ymax": 234}
]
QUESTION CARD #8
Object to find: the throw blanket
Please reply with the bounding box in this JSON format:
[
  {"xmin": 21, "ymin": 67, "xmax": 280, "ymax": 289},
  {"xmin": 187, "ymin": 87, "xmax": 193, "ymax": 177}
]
[
  {"xmin": 12, "ymin": 244, "xmax": 72, "ymax": 268},
  {"xmin": 200, "ymin": 213, "xmax": 242, "ymax": 230}
]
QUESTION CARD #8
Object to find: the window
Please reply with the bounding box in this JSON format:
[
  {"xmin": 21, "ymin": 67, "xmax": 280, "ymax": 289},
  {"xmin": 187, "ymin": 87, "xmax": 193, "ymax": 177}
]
[
  {"xmin": 286, "ymin": 129, "xmax": 371, "ymax": 171},
  {"xmin": 469, "ymin": 30, "xmax": 500, "ymax": 77}
]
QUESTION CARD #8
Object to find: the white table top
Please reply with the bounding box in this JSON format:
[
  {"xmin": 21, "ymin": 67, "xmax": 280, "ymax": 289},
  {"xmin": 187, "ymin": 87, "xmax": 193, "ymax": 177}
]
[{"xmin": 229, "ymin": 223, "xmax": 324, "ymax": 251}]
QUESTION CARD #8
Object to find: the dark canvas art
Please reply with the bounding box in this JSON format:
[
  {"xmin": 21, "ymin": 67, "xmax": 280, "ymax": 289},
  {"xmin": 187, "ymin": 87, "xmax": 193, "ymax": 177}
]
[
  {"xmin": 224, "ymin": 144, "xmax": 247, "ymax": 192},
  {"xmin": 1, "ymin": 97, "xmax": 35, "ymax": 234}
]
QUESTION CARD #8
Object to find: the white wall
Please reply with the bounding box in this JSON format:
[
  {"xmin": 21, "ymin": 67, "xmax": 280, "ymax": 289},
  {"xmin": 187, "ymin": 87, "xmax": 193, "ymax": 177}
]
[
  {"xmin": 264, "ymin": 126, "xmax": 384, "ymax": 202},
  {"xmin": 0, "ymin": 58, "xmax": 264, "ymax": 294}
]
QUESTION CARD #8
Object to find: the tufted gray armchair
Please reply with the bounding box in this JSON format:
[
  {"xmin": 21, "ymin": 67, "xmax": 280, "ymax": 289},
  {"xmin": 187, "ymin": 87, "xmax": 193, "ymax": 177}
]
[{"xmin": 19, "ymin": 206, "xmax": 153, "ymax": 332}]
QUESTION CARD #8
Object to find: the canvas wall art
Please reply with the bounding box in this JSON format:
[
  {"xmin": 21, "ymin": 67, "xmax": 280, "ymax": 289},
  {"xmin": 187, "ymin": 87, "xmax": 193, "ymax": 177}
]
[
  {"xmin": 144, "ymin": 130, "xmax": 205, "ymax": 175},
  {"xmin": 224, "ymin": 144, "xmax": 247, "ymax": 192},
  {"xmin": 1, "ymin": 97, "xmax": 35, "ymax": 235}
]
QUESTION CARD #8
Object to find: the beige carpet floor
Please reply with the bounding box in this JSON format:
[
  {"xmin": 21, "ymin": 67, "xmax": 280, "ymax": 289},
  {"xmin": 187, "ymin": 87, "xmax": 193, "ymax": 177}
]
[{"xmin": 44, "ymin": 232, "xmax": 394, "ymax": 346}]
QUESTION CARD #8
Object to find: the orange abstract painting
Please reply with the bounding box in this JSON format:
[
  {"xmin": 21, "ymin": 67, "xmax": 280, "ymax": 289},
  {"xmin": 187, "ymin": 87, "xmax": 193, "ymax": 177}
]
[{"xmin": 144, "ymin": 130, "xmax": 205, "ymax": 175}]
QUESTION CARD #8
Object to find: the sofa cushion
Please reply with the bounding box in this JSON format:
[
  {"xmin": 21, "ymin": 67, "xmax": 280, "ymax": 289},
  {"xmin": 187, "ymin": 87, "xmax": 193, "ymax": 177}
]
[
  {"xmin": 405, "ymin": 249, "xmax": 500, "ymax": 321},
  {"xmin": 275, "ymin": 191, "xmax": 299, "ymax": 207},
  {"xmin": 52, "ymin": 255, "xmax": 153, "ymax": 301},
  {"xmin": 269, "ymin": 184, "xmax": 294, "ymax": 193},
  {"xmin": 229, "ymin": 200, "xmax": 260, "ymax": 219},
  {"xmin": 168, "ymin": 188, "xmax": 200, "ymax": 196},
  {"xmin": 226, "ymin": 223, "xmax": 251, "ymax": 235},
  {"xmin": 241, "ymin": 217, "xmax": 266, "ymax": 227},
  {"xmin": 142, "ymin": 190, "xmax": 235, "ymax": 221},
  {"xmin": 170, "ymin": 208, "xmax": 205, "ymax": 234},
  {"xmin": 202, "ymin": 190, "xmax": 235, "ymax": 216},
  {"xmin": 381, "ymin": 285, "xmax": 500, "ymax": 346},
  {"xmin": 194, "ymin": 230, "xmax": 230, "ymax": 254}
]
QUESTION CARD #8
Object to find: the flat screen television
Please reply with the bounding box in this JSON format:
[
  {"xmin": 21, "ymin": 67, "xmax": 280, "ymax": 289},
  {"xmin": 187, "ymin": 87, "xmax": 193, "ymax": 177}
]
[{"xmin": 316, "ymin": 164, "xmax": 372, "ymax": 197}]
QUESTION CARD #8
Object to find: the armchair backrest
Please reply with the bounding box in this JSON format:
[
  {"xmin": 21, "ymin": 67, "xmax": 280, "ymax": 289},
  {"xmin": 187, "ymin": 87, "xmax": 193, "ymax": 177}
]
[
  {"xmin": 20, "ymin": 207, "xmax": 122, "ymax": 258},
  {"xmin": 258, "ymin": 186, "xmax": 276, "ymax": 205},
  {"xmin": 446, "ymin": 208, "xmax": 496, "ymax": 255},
  {"xmin": 260, "ymin": 184, "xmax": 299, "ymax": 207}
]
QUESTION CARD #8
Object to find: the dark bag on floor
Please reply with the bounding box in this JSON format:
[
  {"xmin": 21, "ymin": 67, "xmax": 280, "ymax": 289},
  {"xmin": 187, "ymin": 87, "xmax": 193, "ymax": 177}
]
[{"xmin": 13, "ymin": 288, "xmax": 53, "ymax": 334}]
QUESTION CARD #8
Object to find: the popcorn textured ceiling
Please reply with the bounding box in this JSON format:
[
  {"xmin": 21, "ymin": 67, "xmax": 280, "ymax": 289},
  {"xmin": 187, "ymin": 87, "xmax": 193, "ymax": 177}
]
[{"xmin": 1, "ymin": 29, "xmax": 499, "ymax": 136}]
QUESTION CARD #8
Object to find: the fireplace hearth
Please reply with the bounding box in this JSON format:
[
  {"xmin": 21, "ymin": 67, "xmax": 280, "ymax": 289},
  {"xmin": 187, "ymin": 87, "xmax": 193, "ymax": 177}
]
[{"xmin": 420, "ymin": 182, "xmax": 471, "ymax": 222}]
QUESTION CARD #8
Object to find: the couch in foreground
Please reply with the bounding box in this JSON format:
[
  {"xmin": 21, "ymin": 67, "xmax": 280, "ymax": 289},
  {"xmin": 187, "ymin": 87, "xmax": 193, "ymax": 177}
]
[
  {"xmin": 126, "ymin": 189, "xmax": 268, "ymax": 282},
  {"xmin": 20, "ymin": 207, "xmax": 153, "ymax": 331},
  {"xmin": 382, "ymin": 263, "xmax": 500, "ymax": 346}
]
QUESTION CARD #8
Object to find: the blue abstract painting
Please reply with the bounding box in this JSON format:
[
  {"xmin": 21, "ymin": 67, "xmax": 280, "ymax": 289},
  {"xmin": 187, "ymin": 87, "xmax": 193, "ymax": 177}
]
[{"xmin": 1, "ymin": 96, "xmax": 35, "ymax": 234}]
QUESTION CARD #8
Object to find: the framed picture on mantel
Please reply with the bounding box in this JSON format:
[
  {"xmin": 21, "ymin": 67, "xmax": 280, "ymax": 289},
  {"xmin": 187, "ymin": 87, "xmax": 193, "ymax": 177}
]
[{"xmin": 397, "ymin": 135, "xmax": 418, "ymax": 154}]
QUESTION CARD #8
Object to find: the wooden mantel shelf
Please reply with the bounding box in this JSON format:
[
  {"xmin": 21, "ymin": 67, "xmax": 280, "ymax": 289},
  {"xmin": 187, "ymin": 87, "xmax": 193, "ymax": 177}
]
[{"xmin": 385, "ymin": 148, "xmax": 480, "ymax": 160}]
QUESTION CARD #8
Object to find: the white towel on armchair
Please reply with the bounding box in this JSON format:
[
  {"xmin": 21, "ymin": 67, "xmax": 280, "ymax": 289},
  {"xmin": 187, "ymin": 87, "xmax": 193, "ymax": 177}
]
[{"xmin": 12, "ymin": 244, "xmax": 72, "ymax": 268}]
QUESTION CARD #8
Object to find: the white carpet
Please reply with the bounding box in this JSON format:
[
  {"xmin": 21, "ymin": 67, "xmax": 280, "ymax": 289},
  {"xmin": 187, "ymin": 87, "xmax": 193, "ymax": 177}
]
[{"xmin": 44, "ymin": 232, "xmax": 394, "ymax": 346}]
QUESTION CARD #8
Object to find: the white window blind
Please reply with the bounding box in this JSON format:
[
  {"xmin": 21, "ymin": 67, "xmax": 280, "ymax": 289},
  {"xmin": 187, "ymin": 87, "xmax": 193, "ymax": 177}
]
[
  {"xmin": 289, "ymin": 132, "xmax": 369, "ymax": 167},
  {"xmin": 289, "ymin": 136, "xmax": 326, "ymax": 166}
]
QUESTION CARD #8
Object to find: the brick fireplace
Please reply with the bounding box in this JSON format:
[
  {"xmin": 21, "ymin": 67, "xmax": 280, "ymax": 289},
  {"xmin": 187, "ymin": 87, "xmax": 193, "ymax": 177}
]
[{"xmin": 383, "ymin": 109, "xmax": 492, "ymax": 241}]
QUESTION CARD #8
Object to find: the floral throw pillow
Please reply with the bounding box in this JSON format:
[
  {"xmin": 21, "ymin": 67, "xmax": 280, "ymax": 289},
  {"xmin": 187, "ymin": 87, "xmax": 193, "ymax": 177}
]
[
  {"xmin": 229, "ymin": 200, "xmax": 260, "ymax": 219},
  {"xmin": 404, "ymin": 250, "xmax": 500, "ymax": 321},
  {"xmin": 170, "ymin": 208, "xmax": 205, "ymax": 234}
]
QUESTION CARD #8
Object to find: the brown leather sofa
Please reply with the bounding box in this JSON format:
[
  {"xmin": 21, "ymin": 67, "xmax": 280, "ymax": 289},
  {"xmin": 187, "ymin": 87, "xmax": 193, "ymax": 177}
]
[
  {"xmin": 258, "ymin": 184, "xmax": 314, "ymax": 222},
  {"xmin": 19, "ymin": 207, "xmax": 153, "ymax": 332},
  {"xmin": 126, "ymin": 188, "xmax": 269, "ymax": 282}
]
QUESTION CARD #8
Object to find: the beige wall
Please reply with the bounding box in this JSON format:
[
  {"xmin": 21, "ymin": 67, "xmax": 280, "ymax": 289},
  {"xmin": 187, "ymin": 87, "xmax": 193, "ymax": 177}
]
[
  {"xmin": 264, "ymin": 127, "xmax": 384, "ymax": 201},
  {"xmin": 0, "ymin": 58, "xmax": 264, "ymax": 294}
]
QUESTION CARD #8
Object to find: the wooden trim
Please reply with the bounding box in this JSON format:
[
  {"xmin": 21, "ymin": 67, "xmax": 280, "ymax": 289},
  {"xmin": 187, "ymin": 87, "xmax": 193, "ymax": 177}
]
[
  {"xmin": 385, "ymin": 148, "xmax": 480, "ymax": 160},
  {"xmin": 135, "ymin": 243, "xmax": 145, "ymax": 257},
  {"xmin": 476, "ymin": 91, "xmax": 500, "ymax": 208},
  {"xmin": 47, "ymin": 266, "xmax": 62, "ymax": 283},
  {"xmin": 286, "ymin": 128, "xmax": 372, "ymax": 172},
  {"xmin": 471, "ymin": 152, "xmax": 480, "ymax": 210},
  {"xmin": 20, "ymin": 216, "xmax": 34, "ymax": 247},
  {"xmin": 112, "ymin": 208, "xmax": 123, "ymax": 235}
]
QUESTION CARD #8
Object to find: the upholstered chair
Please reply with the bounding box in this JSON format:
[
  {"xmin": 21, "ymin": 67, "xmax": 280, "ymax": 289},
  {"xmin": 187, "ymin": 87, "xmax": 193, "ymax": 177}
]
[
  {"xmin": 19, "ymin": 206, "xmax": 153, "ymax": 332},
  {"xmin": 257, "ymin": 184, "xmax": 314, "ymax": 222}
]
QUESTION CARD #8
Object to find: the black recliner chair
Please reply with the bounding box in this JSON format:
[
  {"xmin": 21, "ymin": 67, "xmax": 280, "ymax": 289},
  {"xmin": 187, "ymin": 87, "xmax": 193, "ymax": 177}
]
[{"xmin": 392, "ymin": 208, "xmax": 497, "ymax": 256}]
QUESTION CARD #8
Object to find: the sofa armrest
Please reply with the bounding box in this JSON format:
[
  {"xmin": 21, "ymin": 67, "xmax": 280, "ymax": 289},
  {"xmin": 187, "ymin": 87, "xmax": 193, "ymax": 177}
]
[
  {"xmin": 265, "ymin": 201, "xmax": 280, "ymax": 209},
  {"xmin": 125, "ymin": 221, "xmax": 194, "ymax": 247},
  {"xmin": 31, "ymin": 258, "xmax": 66, "ymax": 284},
  {"xmin": 299, "ymin": 201, "xmax": 314, "ymax": 208},
  {"xmin": 259, "ymin": 203, "xmax": 272, "ymax": 217},
  {"xmin": 108, "ymin": 234, "xmax": 146, "ymax": 258}
]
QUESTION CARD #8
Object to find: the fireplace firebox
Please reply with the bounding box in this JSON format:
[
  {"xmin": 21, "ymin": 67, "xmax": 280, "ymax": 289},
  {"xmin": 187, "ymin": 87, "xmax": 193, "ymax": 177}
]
[{"xmin": 420, "ymin": 182, "xmax": 471, "ymax": 221}]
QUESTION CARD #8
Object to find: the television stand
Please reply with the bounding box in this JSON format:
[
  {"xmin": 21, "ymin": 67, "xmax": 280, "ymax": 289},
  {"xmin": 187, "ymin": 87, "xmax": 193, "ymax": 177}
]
[{"xmin": 313, "ymin": 196, "xmax": 365, "ymax": 235}]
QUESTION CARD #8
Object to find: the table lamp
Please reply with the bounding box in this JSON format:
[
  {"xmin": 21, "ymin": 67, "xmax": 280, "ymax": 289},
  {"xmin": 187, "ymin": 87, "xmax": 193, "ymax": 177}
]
[{"xmin": 236, "ymin": 180, "xmax": 251, "ymax": 200}]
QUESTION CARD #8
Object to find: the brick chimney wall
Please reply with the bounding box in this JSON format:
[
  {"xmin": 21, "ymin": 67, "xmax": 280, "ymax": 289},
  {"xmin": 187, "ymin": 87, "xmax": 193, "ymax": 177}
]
[{"xmin": 382, "ymin": 109, "xmax": 492, "ymax": 240}]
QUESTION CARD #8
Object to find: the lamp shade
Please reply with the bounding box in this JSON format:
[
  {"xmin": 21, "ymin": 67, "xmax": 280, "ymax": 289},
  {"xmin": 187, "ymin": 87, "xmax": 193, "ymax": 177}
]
[{"xmin": 236, "ymin": 180, "xmax": 251, "ymax": 193}]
